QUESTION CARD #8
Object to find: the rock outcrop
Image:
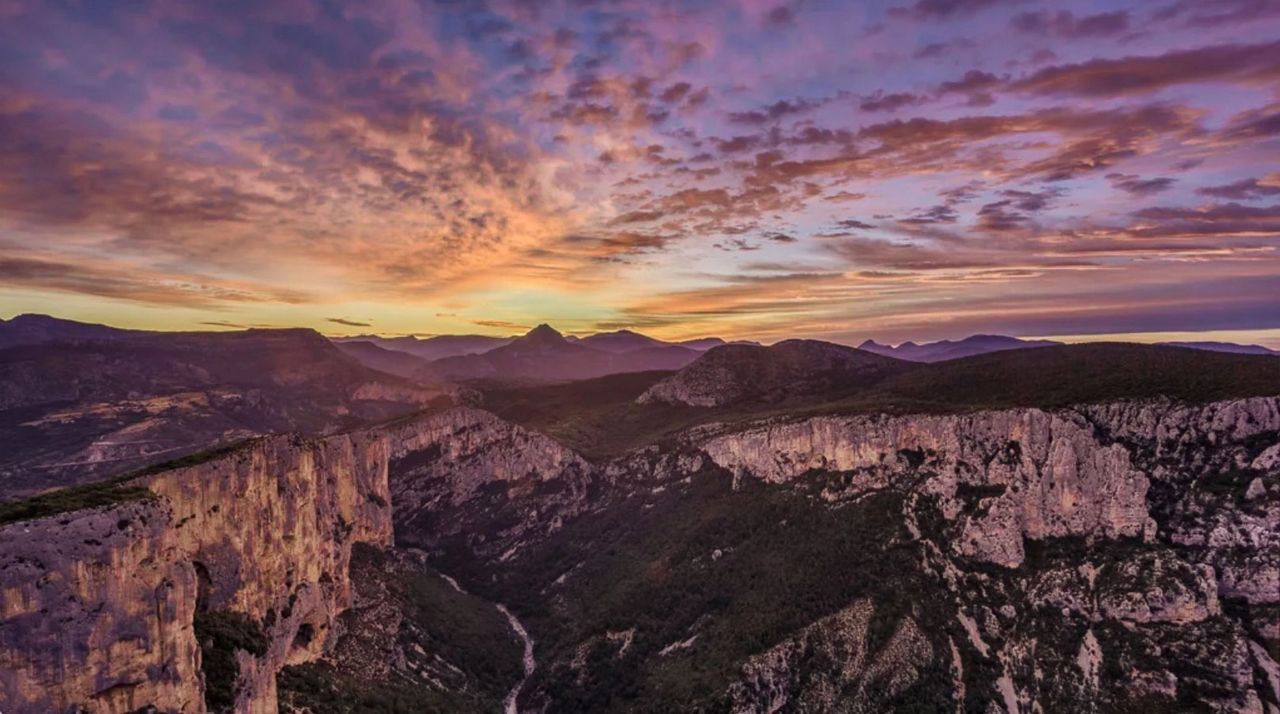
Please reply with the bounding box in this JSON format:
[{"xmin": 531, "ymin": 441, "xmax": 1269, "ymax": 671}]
[
  {"xmin": 0, "ymin": 425, "xmax": 395, "ymax": 712},
  {"xmin": 0, "ymin": 405, "xmax": 596, "ymax": 713},
  {"xmin": 3, "ymin": 392, "xmax": 1278, "ymax": 713},
  {"xmin": 0, "ymin": 499, "xmax": 201, "ymax": 712},
  {"xmin": 387, "ymin": 407, "xmax": 594, "ymax": 561},
  {"xmin": 700, "ymin": 407, "xmax": 1155, "ymax": 568},
  {"xmin": 727, "ymin": 600, "xmax": 935, "ymax": 713}
]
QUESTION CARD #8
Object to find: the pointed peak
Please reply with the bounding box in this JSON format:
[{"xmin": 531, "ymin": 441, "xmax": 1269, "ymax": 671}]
[
  {"xmin": 527, "ymin": 323, "xmax": 560, "ymax": 336},
  {"xmin": 521, "ymin": 323, "xmax": 565, "ymax": 343}
]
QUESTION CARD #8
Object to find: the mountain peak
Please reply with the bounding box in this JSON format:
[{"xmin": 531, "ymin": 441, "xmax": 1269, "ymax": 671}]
[
  {"xmin": 512, "ymin": 323, "xmax": 568, "ymax": 348},
  {"xmin": 524, "ymin": 323, "xmax": 563, "ymax": 340}
]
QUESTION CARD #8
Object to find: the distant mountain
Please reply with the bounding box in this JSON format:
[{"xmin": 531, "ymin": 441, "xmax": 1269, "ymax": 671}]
[
  {"xmin": 0, "ymin": 313, "xmax": 141, "ymax": 349},
  {"xmin": 430, "ymin": 324, "xmax": 701, "ymax": 382},
  {"xmin": 577, "ymin": 330, "xmax": 748, "ymax": 353},
  {"xmin": 677, "ymin": 337, "xmax": 729, "ymax": 351},
  {"xmin": 334, "ymin": 340, "xmax": 437, "ymax": 380},
  {"xmin": 639, "ymin": 340, "xmax": 908, "ymax": 407},
  {"xmin": 333, "ymin": 334, "xmax": 514, "ymax": 361},
  {"xmin": 1160, "ymin": 341, "xmax": 1278, "ymax": 356},
  {"xmin": 0, "ymin": 328, "xmax": 446, "ymax": 497},
  {"xmin": 578, "ymin": 329, "xmax": 671, "ymax": 353},
  {"xmin": 857, "ymin": 334, "xmax": 1060, "ymax": 362}
]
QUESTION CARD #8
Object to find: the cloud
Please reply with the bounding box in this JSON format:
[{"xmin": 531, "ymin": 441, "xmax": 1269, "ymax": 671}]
[
  {"xmin": 913, "ymin": 40, "xmax": 974, "ymax": 59},
  {"xmin": 327, "ymin": 317, "xmax": 372, "ymax": 327},
  {"xmin": 859, "ymin": 91, "xmax": 925, "ymax": 113},
  {"xmin": 472, "ymin": 319, "xmax": 529, "ymax": 331},
  {"xmin": 889, "ymin": 0, "xmax": 1027, "ymax": 20},
  {"xmin": 1196, "ymin": 175, "xmax": 1280, "ymax": 200},
  {"xmin": 1013, "ymin": 40, "xmax": 1280, "ymax": 97},
  {"xmin": 0, "ymin": 253, "xmax": 311, "ymax": 308},
  {"xmin": 1128, "ymin": 202, "xmax": 1280, "ymax": 237},
  {"xmin": 1011, "ymin": 10, "xmax": 1130, "ymax": 38},
  {"xmin": 1107, "ymin": 173, "xmax": 1177, "ymax": 196},
  {"xmin": 728, "ymin": 98, "xmax": 823, "ymax": 125},
  {"xmin": 1154, "ymin": 0, "xmax": 1280, "ymax": 29},
  {"xmin": 765, "ymin": 6, "xmax": 796, "ymax": 27},
  {"xmin": 1, "ymin": 0, "xmax": 1277, "ymax": 344},
  {"xmin": 715, "ymin": 238, "xmax": 761, "ymax": 251}
]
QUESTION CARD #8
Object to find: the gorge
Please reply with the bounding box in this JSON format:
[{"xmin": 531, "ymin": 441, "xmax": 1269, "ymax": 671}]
[{"xmin": 2, "ymin": 381, "xmax": 1277, "ymax": 712}]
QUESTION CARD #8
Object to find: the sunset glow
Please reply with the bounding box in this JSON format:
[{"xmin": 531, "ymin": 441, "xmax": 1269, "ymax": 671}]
[{"xmin": 2, "ymin": 0, "xmax": 1278, "ymax": 345}]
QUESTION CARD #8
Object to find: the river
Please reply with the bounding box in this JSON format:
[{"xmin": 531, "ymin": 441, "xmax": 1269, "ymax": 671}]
[{"xmin": 438, "ymin": 571, "xmax": 535, "ymax": 714}]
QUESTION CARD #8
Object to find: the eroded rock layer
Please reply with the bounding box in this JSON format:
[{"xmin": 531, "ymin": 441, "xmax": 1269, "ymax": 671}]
[
  {"xmin": 2, "ymin": 395, "xmax": 1278, "ymax": 713},
  {"xmin": 0, "ymin": 427, "xmax": 395, "ymax": 713}
]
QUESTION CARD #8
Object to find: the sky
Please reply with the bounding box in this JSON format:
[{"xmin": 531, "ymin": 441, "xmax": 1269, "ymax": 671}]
[{"xmin": 1, "ymin": 0, "xmax": 1278, "ymax": 346}]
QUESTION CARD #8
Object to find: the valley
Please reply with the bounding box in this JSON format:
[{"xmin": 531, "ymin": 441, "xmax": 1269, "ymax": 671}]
[{"xmin": 0, "ymin": 316, "xmax": 1278, "ymax": 713}]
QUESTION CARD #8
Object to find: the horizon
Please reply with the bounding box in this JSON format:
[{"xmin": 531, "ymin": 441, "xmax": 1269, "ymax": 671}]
[
  {"xmin": 6, "ymin": 310, "xmax": 1280, "ymax": 350},
  {"xmin": 2, "ymin": 2, "xmax": 1279, "ymax": 346}
]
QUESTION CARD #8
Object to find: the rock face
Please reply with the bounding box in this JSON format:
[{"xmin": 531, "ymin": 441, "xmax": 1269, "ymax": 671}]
[
  {"xmin": 0, "ymin": 499, "xmax": 201, "ymax": 713},
  {"xmin": 727, "ymin": 600, "xmax": 935, "ymax": 713},
  {"xmin": 0, "ymin": 426, "xmax": 395, "ymax": 713},
  {"xmin": 387, "ymin": 407, "xmax": 594, "ymax": 560},
  {"xmin": 3, "ymin": 392, "xmax": 1278, "ymax": 713},
  {"xmin": 0, "ymin": 405, "xmax": 596, "ymax": 713},
  {"xmin": 692, "ymin": 397, "xmax": 1280, "ymax": 713},
  {"xmin": 700, "ymin": 408, "xmax": 1155, "ymax": 568}
]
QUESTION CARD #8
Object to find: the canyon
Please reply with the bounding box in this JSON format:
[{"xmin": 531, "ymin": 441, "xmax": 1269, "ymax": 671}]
[{"xmin": 2, "ymin": 385, "xmax": 1277, "ymax": 712}]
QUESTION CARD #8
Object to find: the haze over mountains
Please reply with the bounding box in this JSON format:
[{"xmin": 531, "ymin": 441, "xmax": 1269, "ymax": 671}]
[
  {"xmin": 5, "ymin": 312, "xmax": 1274, "ymax": 498},
  {"xmin": 3, "ymin": 311, "xmax": 1280, "ymax": 712},
  {"xmin": 0, "ymin": 315, "xmax": 448, "ymax": 496}
]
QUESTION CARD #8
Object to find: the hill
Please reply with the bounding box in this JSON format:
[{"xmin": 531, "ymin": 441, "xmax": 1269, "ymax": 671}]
[
  {"xmin": 857, "ymin": 334, "xmax": 1060, "ymax": 362},
  {"xmin": 0, "ymin": 313, "xmax": 144, "ymax": 349},
  {"xmin": 483, "ymin": 342, "xmax": 1280, "ymax": 459},
  {"xmin": 577, "ymin": 329, "xmax": 671, "ymax": 353},
  {"xmin": 638, "ymin": 339, "xmax": 909, "ymax": 407},
  {"xmin": 334, "ymin": 340, "xmax": 437, "ymax": 380},
  {"xmin": 430, "ymin": 325, "xmax": 701, "ymax": 383},
  {"xmin": 1160, "ymin": 340, "xmax": 1277, "ymax": 356},
  {"xmin": 332, "ymin": 333, "xmax": 514, "ymax": 361},
  {"xmin": 0, "ymin": 328, "xmax": 447, "ymax": 496}
]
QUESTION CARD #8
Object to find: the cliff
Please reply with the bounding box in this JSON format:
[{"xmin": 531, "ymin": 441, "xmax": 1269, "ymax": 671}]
[
  {"xmin": 690, "ymin": 397, "xmax": 1280, "ymax": 712},
  {"xmin": 0, "ymin": 428, "xmax": 394, "ymax": 713},
  {"xmin": 3, "ymin": 393, "xmax": 1277, "ymax": 713},
  {"xmin": 699, "ymin": 406, "xmax": 1157, "ymax": 568},
  {"xmin": 386, "ymin": 407, "xmax": 594, "ymax": 561}
]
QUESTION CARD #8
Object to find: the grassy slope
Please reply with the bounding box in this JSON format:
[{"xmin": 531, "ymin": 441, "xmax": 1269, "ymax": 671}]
[{"xmin": 480, "ymin": 344, "xmax": 1280, "ymax": 460}]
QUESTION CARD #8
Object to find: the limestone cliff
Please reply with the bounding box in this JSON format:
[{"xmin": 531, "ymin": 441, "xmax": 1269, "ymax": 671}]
[
  {"xmin": 0, "ymin": 498, "xmax": 201, "ymax": 712},
  {"xmin": 4, "ymin": 394, "xmax": 1278, "ymax": 713},
  {"xmin": 700, "ymin": 407, "xmax": 1157, "ymax": 568},
  {"xmin": 387, "ymin": 407, "xmax": 594, "ymax": 561},
  {"xmin": 691, "ymin": 397, "xmax": 1280, "ymax": 713},
  {"xmin": 0, "ymin": 427, "xmax": 394, "ymax": 713}
]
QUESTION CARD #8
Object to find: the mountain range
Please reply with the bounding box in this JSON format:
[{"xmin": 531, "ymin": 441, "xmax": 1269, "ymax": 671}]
[
  {"xmin": 3, "ymin": 318, "xmax": 1278, "ymax": 713},
  {"xmin": 7, "ymin": 313, "xmax": 1274, "ymax": 388},
  {"xmin": 0, "ymin": 318, "xmax": 447, "ymax": 497}
]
